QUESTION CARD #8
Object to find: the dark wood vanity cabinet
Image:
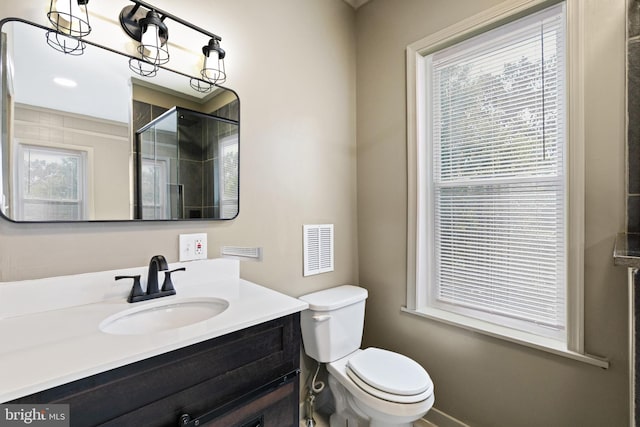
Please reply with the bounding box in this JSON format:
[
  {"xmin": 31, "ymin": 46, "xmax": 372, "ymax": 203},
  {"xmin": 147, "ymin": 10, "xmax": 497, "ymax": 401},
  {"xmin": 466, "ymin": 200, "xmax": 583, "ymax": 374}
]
[{"xmin": 10, "ymin": 313, "xmax": 301, "ymax": 427}]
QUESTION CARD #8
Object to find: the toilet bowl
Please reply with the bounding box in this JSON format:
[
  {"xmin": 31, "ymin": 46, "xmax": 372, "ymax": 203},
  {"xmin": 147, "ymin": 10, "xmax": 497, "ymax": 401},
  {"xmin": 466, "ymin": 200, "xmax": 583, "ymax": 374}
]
[
  {"xmin": 328, "ymin": 348, "xmax": 434, "ymax": 427},
  {"xmin": 299, "ymin": 285, "xmax": 435, "ymax": 427}
]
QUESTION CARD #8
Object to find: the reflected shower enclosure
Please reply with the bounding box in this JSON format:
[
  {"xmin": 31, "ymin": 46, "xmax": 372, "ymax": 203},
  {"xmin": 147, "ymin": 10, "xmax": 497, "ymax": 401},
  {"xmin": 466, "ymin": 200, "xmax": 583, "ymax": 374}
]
[{"xmin": 136, "ymin": 107, "xmax": 239, "ymax": 220}]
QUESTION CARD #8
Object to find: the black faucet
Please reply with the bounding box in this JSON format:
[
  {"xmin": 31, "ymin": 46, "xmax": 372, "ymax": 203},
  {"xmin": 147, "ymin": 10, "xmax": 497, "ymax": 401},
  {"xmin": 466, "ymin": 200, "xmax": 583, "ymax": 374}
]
[
  {"xmin": 115, "ymin": 255, "xmax": 185, "ymax": 303},
  {"xmin": 146, "ymin": 255, "xmax": 169, "ymax": 295}
]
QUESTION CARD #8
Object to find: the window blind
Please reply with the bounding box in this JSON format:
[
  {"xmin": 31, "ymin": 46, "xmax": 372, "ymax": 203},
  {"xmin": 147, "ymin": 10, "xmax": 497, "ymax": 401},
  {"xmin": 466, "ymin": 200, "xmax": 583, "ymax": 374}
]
[{"xmin": 428, "ymin": 4, "xmax": 566, "ymax": 336}]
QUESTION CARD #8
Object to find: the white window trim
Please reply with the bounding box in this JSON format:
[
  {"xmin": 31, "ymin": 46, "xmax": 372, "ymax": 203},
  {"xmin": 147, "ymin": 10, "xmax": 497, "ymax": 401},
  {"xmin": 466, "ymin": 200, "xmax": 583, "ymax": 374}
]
[{"xmin": 405, "ymin": 0, "xmax": 607, "ymax": 368}]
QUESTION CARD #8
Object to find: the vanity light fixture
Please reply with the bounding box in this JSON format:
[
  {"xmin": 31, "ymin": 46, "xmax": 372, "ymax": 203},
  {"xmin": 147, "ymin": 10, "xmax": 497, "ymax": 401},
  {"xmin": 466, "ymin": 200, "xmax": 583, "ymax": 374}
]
[
  {"xmin": 138, "ymin": 10, "xmax": 169, "ymax": 65},
  {"xmin": 190, "ymin": 38, "xmax": 226, "ymax": 92},
  {"xmin": 200, "ymin": 38, "xmax": 227, "ymax": 85},
  {"xmin": 189, "ymin": 77, "xmax": 214, "ymax": 94},
  {"xmin": 119, "ymin": 0, "xmax": 227, "ymax": 88},
  {"xmin": 120, "ymin": 3, "xmax": 169, "ymax": 77},
  {"xmin": 46, "ymin": 31, "xmax": 85, "ymax": 55},
  {"xmin": 46, "ymin": 0, "xmax": 91, "ymax": 55},
  {"xmin": 129, "ymin": 57, "xmax": 160, "ymax": 78}
]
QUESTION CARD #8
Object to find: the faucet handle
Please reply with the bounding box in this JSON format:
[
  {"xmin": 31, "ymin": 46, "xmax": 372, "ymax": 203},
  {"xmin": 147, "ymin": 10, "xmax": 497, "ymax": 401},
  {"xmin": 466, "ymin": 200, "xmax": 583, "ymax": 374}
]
[
  {"xmin": 115, "ymin": 275, "xmax": 144, "ymax": 303},
  {"xmin": 161, "ymin": 267, "xmax": 186, "ymax": 292}
]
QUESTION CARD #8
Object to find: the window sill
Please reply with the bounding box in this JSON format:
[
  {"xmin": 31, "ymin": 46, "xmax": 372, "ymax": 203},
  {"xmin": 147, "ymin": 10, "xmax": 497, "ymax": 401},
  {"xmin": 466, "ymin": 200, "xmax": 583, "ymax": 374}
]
[{"xmin": 401, "ymin": 307, "xmax": 609, "ymax": 369}]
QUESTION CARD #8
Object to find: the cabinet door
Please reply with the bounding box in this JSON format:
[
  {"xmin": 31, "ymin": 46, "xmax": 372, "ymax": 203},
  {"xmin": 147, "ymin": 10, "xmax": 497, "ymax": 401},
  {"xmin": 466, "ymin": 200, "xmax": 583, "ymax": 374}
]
[{"xmin": 201, "ymin": 381, "xmax": 298, "ymax": 427}]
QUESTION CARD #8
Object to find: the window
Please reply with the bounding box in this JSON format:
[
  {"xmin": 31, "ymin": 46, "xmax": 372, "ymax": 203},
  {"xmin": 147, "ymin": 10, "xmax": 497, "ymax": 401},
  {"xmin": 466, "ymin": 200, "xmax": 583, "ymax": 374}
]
[
  {"xmin": 405, "ymin": 1, "xmax": 604, "ymax": 367},
  {"xmin": 219, "ymin": 134, "xmax": 238, "ymax": 218},
  {"xmin": 140, "ymin": 158, "xmax": 170, "ymax": 220},
  {"xmin": 430, "ymin": 4, "xmax": 566, "ymax": 339},
  {"xmin": 17, "ymin": 144, "xmax": 87, "ymax": 221}
]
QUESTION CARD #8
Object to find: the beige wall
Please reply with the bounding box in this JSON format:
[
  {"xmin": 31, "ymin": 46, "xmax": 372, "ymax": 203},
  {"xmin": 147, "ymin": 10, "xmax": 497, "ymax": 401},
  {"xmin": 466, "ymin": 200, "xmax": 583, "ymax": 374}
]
[
  {"xmin": 0, "ymin": 0, "xmax": 358, "ymax": 300},
  {"xmin": 132, "ymin": 83, "xmax": 205, "ymax": 112},
  {"xmin": 356, "ymin": 0, "xmax": 628, "ymax": 426},
  {"xmin": 0, "ymin": 0, "xmax": 630, "ymax": 424}
]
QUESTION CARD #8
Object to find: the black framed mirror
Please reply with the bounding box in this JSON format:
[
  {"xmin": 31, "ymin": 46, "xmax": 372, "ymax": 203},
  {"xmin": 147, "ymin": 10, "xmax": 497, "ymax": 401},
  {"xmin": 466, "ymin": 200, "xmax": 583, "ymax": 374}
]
[{"xmin": 0, "ymin": 18, "xmax": 239, "ymax": 222}]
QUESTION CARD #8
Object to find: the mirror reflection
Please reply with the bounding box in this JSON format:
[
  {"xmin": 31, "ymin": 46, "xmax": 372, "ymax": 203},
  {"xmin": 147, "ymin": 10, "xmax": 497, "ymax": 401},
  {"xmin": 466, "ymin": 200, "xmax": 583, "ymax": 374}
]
[
  {"xmin": 137, "ymin": 106, "xmax": 238, "ymax": 220},
  {"xmin": 0, "ymin": 19, "xmax": 239, "ymax": 222}
]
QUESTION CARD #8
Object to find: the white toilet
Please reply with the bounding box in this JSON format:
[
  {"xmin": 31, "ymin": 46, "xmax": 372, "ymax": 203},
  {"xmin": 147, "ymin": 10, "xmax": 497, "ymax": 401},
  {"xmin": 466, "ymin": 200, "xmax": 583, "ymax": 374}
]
[{"xmin": 299, "ymin": 285, "xmax": 434, "ymax": 427}]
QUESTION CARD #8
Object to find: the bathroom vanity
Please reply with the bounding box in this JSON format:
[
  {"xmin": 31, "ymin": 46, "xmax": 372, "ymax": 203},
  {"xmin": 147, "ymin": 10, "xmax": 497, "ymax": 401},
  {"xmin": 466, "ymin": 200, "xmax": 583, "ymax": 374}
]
[
  {"xmin": 0, "ymin": 259, "xmax": 308, "ymax": 426},
  {"xmin": 9, "ymin": 314, "xmax": 300, "ymax": 426}
]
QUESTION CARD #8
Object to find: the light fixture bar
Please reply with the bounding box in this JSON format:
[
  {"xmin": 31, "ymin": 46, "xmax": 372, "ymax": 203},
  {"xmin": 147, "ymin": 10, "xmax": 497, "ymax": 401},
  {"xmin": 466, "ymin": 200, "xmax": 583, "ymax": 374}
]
[
  {"xmin": 119, "ymin": 0, "xmax": 226, "ymax": 84},
  {"xmin": 124, "ymin": 0, "xmax": 222, "ymax": 43},
  {"xmin": 23, "ymin": 17, "xmax": 216, "ymax": 85}
]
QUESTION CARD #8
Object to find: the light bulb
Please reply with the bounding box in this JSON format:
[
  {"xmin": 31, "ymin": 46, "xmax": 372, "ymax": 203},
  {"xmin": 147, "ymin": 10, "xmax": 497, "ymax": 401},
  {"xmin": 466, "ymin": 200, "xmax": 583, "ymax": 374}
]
[
  {"xmin": 203, "ymin": 50, "xmax": 221, "ymax": 81},
  {"xmin": 48, "ymin": 0, "xmax": 90, "ymax": 38},
  {"xmin": 138, "ymin": 16, "xmax": 169, "ymax": 65},
  {"xmin": 140, "ymin": 22, "xmax": 160, "ymax": 60},
  {"xmin": 55, "ymin": 0, "xmax": 83, "ymax": 19}
]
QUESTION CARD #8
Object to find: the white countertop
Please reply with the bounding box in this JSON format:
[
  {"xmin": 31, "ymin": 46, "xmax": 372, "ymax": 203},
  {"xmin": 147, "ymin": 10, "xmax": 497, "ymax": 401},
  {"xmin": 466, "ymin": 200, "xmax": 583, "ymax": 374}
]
[{"xmin": 0, "ymin": 259, "xmax": 308, "ymax": 402}]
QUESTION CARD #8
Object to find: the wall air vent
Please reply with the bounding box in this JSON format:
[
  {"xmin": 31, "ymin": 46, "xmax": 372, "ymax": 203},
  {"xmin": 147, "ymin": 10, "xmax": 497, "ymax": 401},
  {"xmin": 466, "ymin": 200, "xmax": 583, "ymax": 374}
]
[
  {"xmin": 221, "ymin": 246, "xmax": 262, "ymax": 261},
  {"xmin": 303, "ymin": 224, "xmax": 334, "ymax": 277}
]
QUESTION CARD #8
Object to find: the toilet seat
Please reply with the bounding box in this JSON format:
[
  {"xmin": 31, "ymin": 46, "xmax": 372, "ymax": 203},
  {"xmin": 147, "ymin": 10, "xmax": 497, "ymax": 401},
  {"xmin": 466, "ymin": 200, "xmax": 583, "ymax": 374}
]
[{"xmin": 346, "ymin": 347, "xmax": 433, "ymax": 404}]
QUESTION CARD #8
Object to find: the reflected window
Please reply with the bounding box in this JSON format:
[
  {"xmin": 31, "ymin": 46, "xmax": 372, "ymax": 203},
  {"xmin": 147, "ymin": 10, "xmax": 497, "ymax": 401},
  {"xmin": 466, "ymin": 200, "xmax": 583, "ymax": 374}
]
[
  {"xmin": 140, "ymin": 158, "xmax": 170, "ymax": 219},
  {"xmin": 220, "ymin": 135, "xmax": 238, "ymax": 218},
  {"xmin": 17, "ymin": 145, "xmax": 87, "ymax": 221}
]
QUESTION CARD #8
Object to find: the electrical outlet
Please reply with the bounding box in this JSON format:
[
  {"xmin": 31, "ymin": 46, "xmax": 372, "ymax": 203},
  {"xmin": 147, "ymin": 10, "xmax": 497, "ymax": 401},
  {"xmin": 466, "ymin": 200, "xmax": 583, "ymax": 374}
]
[
  {"xmin": 179, "ymin": 233, "xmax": 208, "ymax": 261},
  {"xmin": 194, "ymin": 238, "xmax": 205, "ymax": 255}
]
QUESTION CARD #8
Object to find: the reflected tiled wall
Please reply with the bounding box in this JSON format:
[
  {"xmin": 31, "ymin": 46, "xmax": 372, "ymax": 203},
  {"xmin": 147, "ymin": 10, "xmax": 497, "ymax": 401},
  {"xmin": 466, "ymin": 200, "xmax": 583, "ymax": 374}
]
[{"xmin": 131, "ymin": 100, "xmax": 239, "ymax": 219}]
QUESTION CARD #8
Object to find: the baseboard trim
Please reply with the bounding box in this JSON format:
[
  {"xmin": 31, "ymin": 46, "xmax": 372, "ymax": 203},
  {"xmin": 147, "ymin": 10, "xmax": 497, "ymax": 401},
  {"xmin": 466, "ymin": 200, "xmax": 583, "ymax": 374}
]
[
  {"xmin": 299, "ymin": 402, "xmax": 467, "ymax": 427},
  {"xmin": 419, "ymin": 407, "xmax": 470, "ymax": 427}
]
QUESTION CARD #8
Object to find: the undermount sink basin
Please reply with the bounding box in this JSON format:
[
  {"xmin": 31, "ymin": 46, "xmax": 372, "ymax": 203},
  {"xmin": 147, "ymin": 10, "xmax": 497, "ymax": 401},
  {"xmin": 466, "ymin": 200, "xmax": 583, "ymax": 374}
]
[{"xmin": 99, "ymin": 297, "xmax": 229, "ymax": 335}]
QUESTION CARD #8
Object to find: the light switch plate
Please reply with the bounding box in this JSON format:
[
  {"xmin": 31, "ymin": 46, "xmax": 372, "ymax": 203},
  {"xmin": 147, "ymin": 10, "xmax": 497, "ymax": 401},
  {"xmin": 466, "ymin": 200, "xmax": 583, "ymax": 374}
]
[{"xmin": 179, "ymin": 233, "xmax": 208, "ymax": 261}]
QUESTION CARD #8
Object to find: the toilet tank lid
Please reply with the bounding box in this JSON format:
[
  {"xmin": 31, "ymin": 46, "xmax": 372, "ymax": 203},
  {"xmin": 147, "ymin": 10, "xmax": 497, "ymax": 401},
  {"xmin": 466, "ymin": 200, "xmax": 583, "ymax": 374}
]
[{"xmin": 299, "ymin": 285, "xmax": 368, "ymax": 311}]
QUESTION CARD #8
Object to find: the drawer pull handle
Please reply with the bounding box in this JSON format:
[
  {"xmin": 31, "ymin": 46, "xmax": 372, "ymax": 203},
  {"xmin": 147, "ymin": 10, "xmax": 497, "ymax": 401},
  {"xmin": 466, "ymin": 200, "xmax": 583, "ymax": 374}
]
[{"xmin": 241, "ymin": 415, "xmax": 264, "ymax": 427}]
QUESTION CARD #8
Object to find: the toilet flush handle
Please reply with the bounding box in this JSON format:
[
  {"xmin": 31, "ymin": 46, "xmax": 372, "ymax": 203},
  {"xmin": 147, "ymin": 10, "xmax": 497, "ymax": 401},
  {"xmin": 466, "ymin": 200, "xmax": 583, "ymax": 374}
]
[{"xmin": 312, "ymin": 314, "xmax": 331, "ymax": 322}]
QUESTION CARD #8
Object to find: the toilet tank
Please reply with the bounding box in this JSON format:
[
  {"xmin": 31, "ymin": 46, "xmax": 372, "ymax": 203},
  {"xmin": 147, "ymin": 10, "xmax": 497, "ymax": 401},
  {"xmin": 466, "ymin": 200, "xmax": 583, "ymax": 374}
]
[{"xmin": 298, "ymin": 285, "xmax": 368, "ymax": 363}]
